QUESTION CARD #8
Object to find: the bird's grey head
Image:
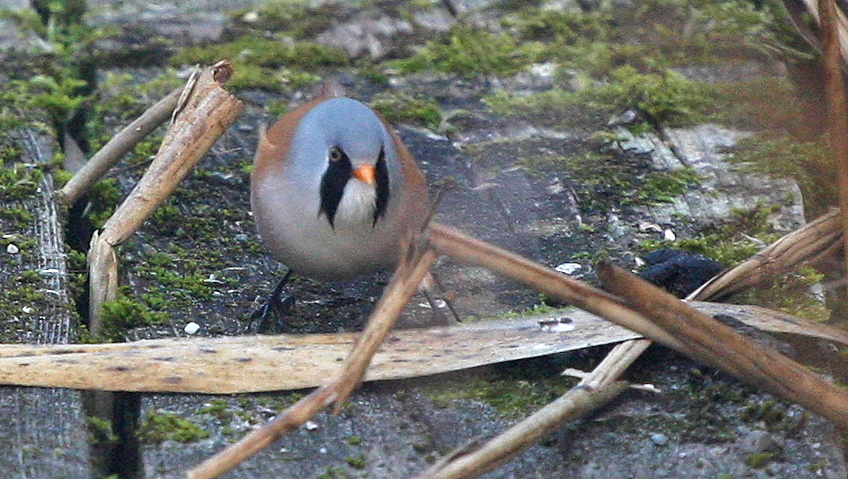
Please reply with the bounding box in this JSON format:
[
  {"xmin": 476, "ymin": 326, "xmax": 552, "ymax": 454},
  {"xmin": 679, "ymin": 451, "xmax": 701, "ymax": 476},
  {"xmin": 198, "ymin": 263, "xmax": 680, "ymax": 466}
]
[
  {"xmin": 291, "ymin": 97, "xmax": 396, "ymax": 169},
  {"xmin": 288, "ymin": 97, "xmax": 398, "ymax": 229}
]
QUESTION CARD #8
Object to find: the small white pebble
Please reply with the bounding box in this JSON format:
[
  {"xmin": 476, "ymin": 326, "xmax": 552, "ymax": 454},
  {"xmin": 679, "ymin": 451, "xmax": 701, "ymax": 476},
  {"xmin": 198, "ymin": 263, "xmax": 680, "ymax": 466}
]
[
  {"xmin": 22, "ymin": 306, "xmax": 33, "ymax": 314},
  {"xmin": 6, "ymin": 243, "xmax": 19, "ymax": 254},
  {"xmin": 318, "ymin": 446, "xmax": 328, "ymax": 454},
  {"xmin": 184, "ymin": 322, "xmax": 201, "ymax": 335},
  {"xmin": 650, "ymin": 433, "xmax": 668, "ymax": 446},
  {"xmin": 305, "ymin": 420, "xmax": 319, "ymax": 431},
  {"xmin": 555, "ymin": 263, "xmax": 582, "ymax": 275},
  {"xmin": 663, "ymin": 229, "xmax": 676, "ymax": 241}
]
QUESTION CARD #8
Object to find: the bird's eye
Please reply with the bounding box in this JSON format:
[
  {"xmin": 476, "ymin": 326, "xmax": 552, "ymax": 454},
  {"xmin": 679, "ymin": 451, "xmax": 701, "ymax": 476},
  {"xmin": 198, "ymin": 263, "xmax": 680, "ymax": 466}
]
[{"xmin": 328, "ymin": 146, "xmax": 343, "ymax": 162}]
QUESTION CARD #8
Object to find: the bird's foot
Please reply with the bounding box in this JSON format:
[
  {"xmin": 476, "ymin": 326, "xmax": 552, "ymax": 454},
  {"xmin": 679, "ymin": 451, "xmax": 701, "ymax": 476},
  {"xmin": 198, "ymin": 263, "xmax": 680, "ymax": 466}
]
[{"xmin": 250, "ymin": 270, "xmax": 296, "ymax": 334}]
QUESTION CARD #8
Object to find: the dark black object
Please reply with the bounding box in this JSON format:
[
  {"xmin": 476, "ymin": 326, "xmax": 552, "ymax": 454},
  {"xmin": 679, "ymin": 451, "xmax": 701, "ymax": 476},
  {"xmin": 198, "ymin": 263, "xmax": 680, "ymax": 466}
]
[
  {"xmin": 638, "ymin": 248, "xmax": 723, "ymax": 298},
  {"xmin": 251, "ymin": 269, "xmax": 297, "ymax": 334}
]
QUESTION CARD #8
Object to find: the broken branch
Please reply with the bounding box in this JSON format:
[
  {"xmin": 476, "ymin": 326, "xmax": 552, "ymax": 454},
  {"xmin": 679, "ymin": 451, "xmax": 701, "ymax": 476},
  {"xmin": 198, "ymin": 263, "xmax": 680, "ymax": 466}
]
[
  {"xmin": 58, "ymin": 86, "xmax": 182, "ymax": 205},
  {"xmin": 186, "ymin": 229, "xmax": 436, "ymax": 478},
  {"xmin": 598, "ymin": 262, "xmax": 848, "ymax": 429},
  {"xmin": 99, "ymin": 61, "xmax": 243, "ymax": 246},
  {"xmin": 413, "ymin": 381, "xmax": 628, "ymax": 479}
]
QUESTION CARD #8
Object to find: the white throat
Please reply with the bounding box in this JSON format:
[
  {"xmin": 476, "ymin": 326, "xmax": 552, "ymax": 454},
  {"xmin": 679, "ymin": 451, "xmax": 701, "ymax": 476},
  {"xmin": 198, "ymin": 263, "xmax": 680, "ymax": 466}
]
[{"xmin": 331, "ymin": 179, "xmax": 378, "ymax": 230}]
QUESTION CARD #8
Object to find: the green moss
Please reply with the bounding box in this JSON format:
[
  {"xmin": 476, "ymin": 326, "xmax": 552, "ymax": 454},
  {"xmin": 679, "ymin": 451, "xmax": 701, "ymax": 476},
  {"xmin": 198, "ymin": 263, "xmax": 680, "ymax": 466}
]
[
  {"xmin": 733, "ymin": 267, "xmax": 830, "ymax": 322},
  {"xmin": 317, "ymin": 467, "xmax": 350, "ymax": 479},
  {"xmin": 0, "ymin": 206, "xmax": 36, "ymax": 224},
  {"xmin": 137, "ymin": 412, "xmax": 210, "ymax": 445},
  {"xmin": 22, "ymin": 74, "xmax": 90, "ymax": 127},
  {"xmin": 0, "ymin": 143, "xmax": 23, "ymax": 163},
  {"xmin": 741, "ymin": 400, "xmax": 785, "ymax": 428},
  {"xmin": 225, "ymin": 64, "xmax": 321, "ymax": 93},
  {"xmin": 345, "ymin": 435, "xmax": 362, "ymax": 446},
  {"xmin": 198, "ymin": 399, "xmax": 232, "ymax": 422},
  {"xmin": 595, "ymin": 66, "xmax": 710, "ymax": 127},
  {"xmin": 96, "ymin": 295, "xmax": 169, "ymax": 342},
  {"xmin": 502, "ymin": 7, "xmax": 613, "ymax": 46},
  {"xmin": 0, "ymin": 163, "xmax": 43, "ymax": 201},
  {"xmin": 478, "ymin": 1, "xmax": 811, "ymax": 135},
  {"xmin": 170, "ymin": 35, "xmax": 346, "ymax": 91},
  {"xmin": 744, "ymin": 452, "xmax": 775, "ymax": 468},
  {"xmin": 0, "ymin": 271, "xmax": 50, "ymax": 329},
  {"xmin": 487, "ymin": 66, "xmax": 709, "ymax": 132},
  {"xmin": 424, "ymin": 372, "xmax": 571, "ymax": 419},
  {"xmin": 391, "ymin": 24, "xmax": 543, "ymax": 78},
  {"xmin": 727, "ymin": 135, "xmax": 833, "ymax": 217},
  {"xmin": 230, "ymin": 1, "xmax": 339, "ymax": 40},
  {"xmin": 640, "ymin": 203, "xmax": 782, "ymax": 267},
  {"xmin": 86, "ymin": 177, "xmax": 122, "ymax": 228},
  {"xmin": 520, "ymin": 149, "xmax": 701, "ymax": 215},
  {"xmin": 88, "ymin": 416, "xmax": 118, "ymax": 445},
  {"xmin": 17, "ymin": 269, "xmax": 42, "ymax": 284},
  {"xmin": 370, "ymin": 92, "xmax": 442, "ymax": 130},
  {"xmin": 344, "ymin": 454, "xmax": 366, "ymax": 469}
]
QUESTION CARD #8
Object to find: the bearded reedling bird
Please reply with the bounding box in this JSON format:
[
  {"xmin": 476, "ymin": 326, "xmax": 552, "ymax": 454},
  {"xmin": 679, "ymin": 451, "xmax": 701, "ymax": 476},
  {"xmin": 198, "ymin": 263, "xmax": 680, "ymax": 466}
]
[{"xmin": 250, "ymin": 86, "xmax": 430, "ymax": 330}]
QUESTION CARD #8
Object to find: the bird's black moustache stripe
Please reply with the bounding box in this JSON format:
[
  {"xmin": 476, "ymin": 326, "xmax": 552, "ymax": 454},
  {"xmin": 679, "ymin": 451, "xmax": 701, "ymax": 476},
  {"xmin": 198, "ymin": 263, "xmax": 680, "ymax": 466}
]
[
  {"xmin": 318, "ymin": 145, "xmax": 390, "ymax": 229},
  {"xmin": 319, "ymin": 146, "xmax": 351, "ymax": 229},
  {"xmin": 374, "ymin": 146, "xmax": 389, "ymax": 226}
]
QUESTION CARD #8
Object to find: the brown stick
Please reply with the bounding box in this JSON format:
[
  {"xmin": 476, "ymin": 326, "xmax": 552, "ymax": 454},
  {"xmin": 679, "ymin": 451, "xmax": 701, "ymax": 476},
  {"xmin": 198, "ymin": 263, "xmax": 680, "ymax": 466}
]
[
  {"xmin": 414, "ymin": 381, "xmax": 628, "ymax": 479},
  {"xmin": 820, "ymin": 0, "xmax": 848, "ymax": 318},
  {"xmin": 330, "ymin": 234, "xmax": 438, "ymax": 412},
  {"xmin": 415, "ymin": 336, "xmax": 649, "ymax": 479},
  {"xmin": 799, "ymin": 0, "xmax": 848, "ymax": 63},
  {"xmin": 86, "ymin": 61, "xmax": 243, "ymax": 327},
  {"xmin": 186, "ymin": 230, "xmax": 436, "ymax": 479},
  {"xmin": 427, "ymin": 223, "xmax": 688, "ymax": 352},
  {"xmin": 99, "ymin": 61, "xmax": 244, "ymax": 246},
  {"xmin": 86, "ymin": 231, "xmax": 118, "ymax": 334},
  {"xmin": 58, "ymin": 86, "xmax": 183, "ymax": 205},
  {"xmin": 689, "ymin": 209, "xmax": 842, "ymax": 300},
  {"xmin": 598, "ymin": 262, "xmax": 848, "ymax": 429},
  {"xmin": 186, "ymin": 385, "xmax": 338, "ymax": 479}
]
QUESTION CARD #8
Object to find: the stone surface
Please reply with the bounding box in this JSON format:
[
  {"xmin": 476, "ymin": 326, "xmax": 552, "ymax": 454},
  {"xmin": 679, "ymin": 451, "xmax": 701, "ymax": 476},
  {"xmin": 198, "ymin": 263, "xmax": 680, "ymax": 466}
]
[{"xmin": 1, "ymin": 1, "xmax": 845, "ymax": 478}]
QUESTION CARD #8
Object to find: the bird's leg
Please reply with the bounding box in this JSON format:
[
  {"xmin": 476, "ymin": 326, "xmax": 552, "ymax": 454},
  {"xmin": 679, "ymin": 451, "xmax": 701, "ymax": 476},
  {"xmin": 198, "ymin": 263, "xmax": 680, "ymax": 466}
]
[
  {"xmin": 251, "ymin": 269, "xmax": 296, "ymax": 334},
  {"xmin": 420, "ymin": 271, "xmax": 461, "ymax": 324}
]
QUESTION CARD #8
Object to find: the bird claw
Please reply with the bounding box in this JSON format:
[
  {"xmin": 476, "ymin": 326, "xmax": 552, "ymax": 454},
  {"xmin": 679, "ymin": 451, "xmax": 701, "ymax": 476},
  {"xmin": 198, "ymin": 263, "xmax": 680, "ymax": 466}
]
[{"xmin": 250, "ymin": 270, "xmax": 296, "ymax": 334}]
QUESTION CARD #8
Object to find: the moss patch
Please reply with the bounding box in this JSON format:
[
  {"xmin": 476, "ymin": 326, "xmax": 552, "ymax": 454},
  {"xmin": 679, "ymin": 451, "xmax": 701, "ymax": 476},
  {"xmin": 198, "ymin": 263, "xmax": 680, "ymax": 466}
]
[
  {"xmin": 230, "ymin": 1, "xmax": 341, "ymax": 40},
  {"xmin": 391, "ymin": 24, "xmax": 546, "ymax": 79},
  {"xmin": 727, "ymin": 134, "xmax": 834, "ymax": 218},
  {"xmin": 520, "ymin": 148, "xmax": 701, "ymax": 216},
  {"xmin": 640, "ymin": 203, "xmax": 781, "ymax": 267},
  {"xmin": 370, "ymin": 91, "xmax": 442, "ymax": 129},
  {"xmin": 170, "ymin": 35, "xmax": 345, "ymax": 93},
  {"xmin": 95, "ymin": 295, "xmax": 169, "ymax": 342},
  {"xmin": 137, "ymin": 411, "xmax": 210, "ymax": 445},
  {"xmin": 422, "ymin": 360, "xmax": 574, "ymax": 419}
]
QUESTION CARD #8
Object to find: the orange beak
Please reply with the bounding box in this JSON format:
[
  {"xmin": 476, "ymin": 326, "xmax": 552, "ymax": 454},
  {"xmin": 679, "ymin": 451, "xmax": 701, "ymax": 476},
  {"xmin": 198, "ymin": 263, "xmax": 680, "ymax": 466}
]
[{"xmin": 352, "ymin": 164, "xmax": 376, "ymax": 185}]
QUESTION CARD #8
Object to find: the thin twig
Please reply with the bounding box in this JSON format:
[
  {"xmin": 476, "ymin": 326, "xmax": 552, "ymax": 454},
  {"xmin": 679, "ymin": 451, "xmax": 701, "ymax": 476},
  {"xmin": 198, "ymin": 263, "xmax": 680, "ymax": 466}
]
[
  {"xmin": 186, "ymin": 385, "xmax": 338, "ymax": 479},
  {"xmin": 427, "ymin": 223, "xmax": 689, "ymax": 352},
  {"xmin": 86, "ymin": 61, "xmax": 243, "ymax": 327},
  {"xmin": 820, "ymin": 0, "xmax": 848, "ymax": 319},
  {"xmin": 330, "ymin": 232, "xmax": 438, "ymax": 412},
  {"xmin": 99, "ymin": 61, "xmax": 244, "ymax": 246},
  {"xmin": 86, "ymin": 231, "xmax": 118, "ymax": 334},
  {"xmin": 58, "ymin": 86, "xmax": 183, "ymax": 205},
  {"xmin": 598, "ymin": 262, "xmax": 848, "ymax": 429},
  {"xmin": 413, "ymin": 381, "xmax": 629, "ymax": 479},
  {"xmin": 186, "ymin": 229, "xmax": 436, "ymax": 479},
  {"xmin": 691, "ymin": 209, "xmax": 842, "ymax": 301}
]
